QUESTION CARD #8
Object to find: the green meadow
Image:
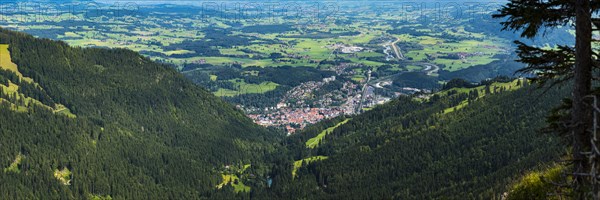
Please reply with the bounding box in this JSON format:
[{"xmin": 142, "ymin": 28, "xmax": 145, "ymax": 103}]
[
  {"xmin": 306, "ymin": 119, "xmax": 351, "ymax": 148},
  {"xmin": 292, "ymin": 156, "xmax": 329, "ymax": 178},
  {"xmin": 442, "ymin": 79, "xmax": 524, "ymax": 114},
  {"xmin": 214, "ymin": 80, "xmax": 279, "ymax": 97}
]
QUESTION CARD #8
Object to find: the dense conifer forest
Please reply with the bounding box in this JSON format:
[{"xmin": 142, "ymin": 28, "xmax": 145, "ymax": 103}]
[
  {"xmin": 0, "ymin": 27, "xmax": 573, "ymax": 199},
  {"xmin": 0, "ymin": 28, "xmax": 280, "ymax": 199},
  {"xmin": 256, "ymin": 81, "xmax": 569, "ymax": 199}
]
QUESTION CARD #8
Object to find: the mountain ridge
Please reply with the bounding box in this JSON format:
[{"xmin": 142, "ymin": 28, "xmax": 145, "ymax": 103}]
[
  {"xmin": 0, "ymin": 27, "xmax": 279, "ymax": 199},
  {"xmin": 260, "ymin": 79, "xmax": 569, "ymax": 199}
]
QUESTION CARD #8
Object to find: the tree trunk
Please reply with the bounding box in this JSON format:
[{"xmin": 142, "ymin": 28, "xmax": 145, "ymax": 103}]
[{"xmin": 573, "ymin": 0, "xmax": 593, "ymax": 198}]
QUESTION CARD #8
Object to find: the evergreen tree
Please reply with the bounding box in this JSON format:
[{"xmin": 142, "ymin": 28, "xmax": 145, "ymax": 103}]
[{"xmin": 494, "ymin": 0, "xmax": 600, "ymax": 197}]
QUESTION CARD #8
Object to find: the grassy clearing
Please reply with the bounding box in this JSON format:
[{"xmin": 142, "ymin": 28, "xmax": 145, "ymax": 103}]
[
  {"xmin": 216, "ymin": 174, "xmax": 250, "ymax": 193},
  {"xmin": 348, "ymin": 57, "xmax": 386, "ymax": 67},
  {"xmin": 362, "ymin": 107, "xmax": 374, "ymax": 111},
  {"xmin": 54, "ymin": 104, "xmax": 77, "ymax": 118},
  {"xmin": 63, "ymin": 32, "xmax": 81, "ymax": 38},
  {"xmin": 4, "ymin": 153, "xmax": 23, "ymax": 173},
  {"xmin": 214, "ymin": 80, "xmax": 279, "ymax": 97},
  {"xmin": 0, "ymin": 82, "xmax": 29, "ymax": 112},
  {"xmin": 355, "ymin": 51, "xmax": 384, "ymax": 58},
  {"xmin": 172, "ymin": 57, "xmax": 276, "ymax": 68},
  {"xmin": 213, "ymin": 88, "xmax": 240, "ymax": 97},
  {"xmin": 292, "ymin": 156, "xmax": 329, "ymax": 178},
  {"xmin": 0, "ymin": 44, "xmax": 19, "ymax": 74},
  {"xmin": 506, "ymin": 164, "xmax": 567, "ymax": 199},
  {"xmin": 219, "ymin": 48, "xmax": 246, "ymax": 55},
  {"xmin": 401, "ymin": 37, "xmax": 509, "ymax": 71},
  {"xmin": 88, "ymin": 194, "xmax": 113, "ymax": 200},
  {"xmin": 242, "ymin": 164, "xmax": 251, "ymax": 173},
  {"xmin": 294, "ymin": 39, "xmax": 331, "ymax": 59},
  {"xmin": 351, "ymin": 75, "xmax": 365, "ymax": 82},
  {"xmin": 347, "ymin": 33, "xmax": 377, "ymax": 44},
  {"xmin": 3, "ymin": 81, "xmax": 18, "ymax": 93},
  {"xmin": 0, "ymin": 44, "xmax": 33, "ymax": 83},
  {"xmin": 418, "ymin": 36, "xmax": 444, "ymax": 45},
  {"xmin": 163, "ymin": 49, "xmax": 194, "ymax": 56},
  {"xmin": 443, "ymin": 100, "xmax": 470, "ymax": 114},
  {"xmin": 54, "ymin": 167, "xmax": 72, "ymax": 185},
  {"xmin": 442, "ymin": 79, "xmax": 523, "ymax": 114},
  {"xmin": 405, "ymin": 65, "xmax": 423, "ymax": 71},
  {"xmin": 237, "ymin": 81, "xmax": 278, "ymax": 93},
  {"xmin": 306, "ymin": 119, "xmax": 351, "ymax": 148},
  {"xmin": 0, "ymin": 81, "xmax": 76, "ymax": 116}
]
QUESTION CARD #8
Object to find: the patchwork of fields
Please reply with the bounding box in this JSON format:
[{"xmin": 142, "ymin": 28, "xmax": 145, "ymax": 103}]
[{"xmin": 0, "ymin": 1, "xmax": 522, "ymax": 134}]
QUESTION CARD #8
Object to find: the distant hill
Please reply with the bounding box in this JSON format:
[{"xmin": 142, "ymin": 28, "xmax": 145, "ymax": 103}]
[
  {"xmin": 0, "ymin": 28, "xmax": 279, "ymax": 199},
  {"xmin": 261, "ymin": 79, "xmax": 568, "ymax": 199}
]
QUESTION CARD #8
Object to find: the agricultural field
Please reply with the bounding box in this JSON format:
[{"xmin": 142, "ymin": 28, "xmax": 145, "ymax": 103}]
[
  {"xmin": 214, "ymin": 80, "xmax": 278, "ymax": 97},
  {"xmin": 0, "ymin": 1, "xmax": 533, "ymax": 132},
  {"xmin": 0, "ymin": 2, "xmax": 510, "ymax": 73}
]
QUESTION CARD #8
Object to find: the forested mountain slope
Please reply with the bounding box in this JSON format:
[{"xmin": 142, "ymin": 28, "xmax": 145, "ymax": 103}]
[
  {"xmin": 263, "ymin": 80, "xmax": 569, "ymax": 199},
  {"xmin": 0, "ymin": 27, "xmax": 572, "ymax": 199},
  {"xmin": 0, "ymin": 28, "xmax": 279, "ymax": 199}
]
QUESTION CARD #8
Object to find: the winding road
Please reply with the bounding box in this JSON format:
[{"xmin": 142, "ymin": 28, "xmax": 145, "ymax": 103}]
[
  {"xmin": 418, "ymin": 63, "xmax": 440, "ymax": 76},
  {"xmin": 390, "ymin": 37, "xmax": 404, "ymax": 60}
]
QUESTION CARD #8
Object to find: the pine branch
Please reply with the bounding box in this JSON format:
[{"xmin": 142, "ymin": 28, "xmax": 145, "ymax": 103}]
[
  {"xmin": 514, "ymin": 41, "xmax": 575, "ymax": 86},
  {"xmin": 593, "ymin": 18, "xmax": 600, "ymax": 31},
  {"xmin": 493, "ymin": 0, "xmax": 573, "ymax": 38}
]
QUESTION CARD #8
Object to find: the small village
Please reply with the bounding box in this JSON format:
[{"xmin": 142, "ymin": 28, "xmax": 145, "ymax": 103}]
[{"xmin": 244, "ymin": 75, "xmax": 394, "ymax": 134}]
